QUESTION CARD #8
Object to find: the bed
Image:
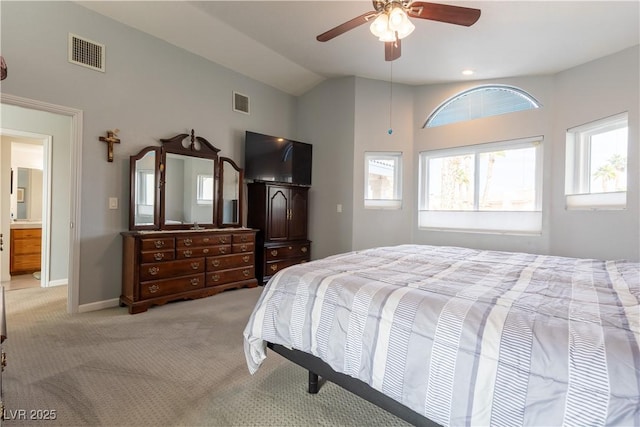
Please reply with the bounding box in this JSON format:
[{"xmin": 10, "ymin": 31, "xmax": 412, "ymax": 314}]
[{"xmin": 243, "ymin": 244, "xmax": 640, "ymax": 426}]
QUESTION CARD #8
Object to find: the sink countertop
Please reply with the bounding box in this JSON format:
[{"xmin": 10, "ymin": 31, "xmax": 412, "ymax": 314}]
[{"xmin": 10, "ymin": 222, "xmax": 42, "ymax": 229}]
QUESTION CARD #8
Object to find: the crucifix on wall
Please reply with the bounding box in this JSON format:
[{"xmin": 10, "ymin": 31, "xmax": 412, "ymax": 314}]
[{"xmin": 99, "ymin": 129, "xmax": 120, "ymax": 162}]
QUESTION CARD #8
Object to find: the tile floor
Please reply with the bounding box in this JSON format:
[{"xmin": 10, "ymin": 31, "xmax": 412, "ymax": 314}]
[{"xmin": 1, "ymin": 273, "xmax": 41, "ymax": 291}]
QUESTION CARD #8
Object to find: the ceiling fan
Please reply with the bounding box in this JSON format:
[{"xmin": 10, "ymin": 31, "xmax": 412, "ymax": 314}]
[{"xmin": 317, "ymin": 1, "xmax": 481, "ymax": 61}]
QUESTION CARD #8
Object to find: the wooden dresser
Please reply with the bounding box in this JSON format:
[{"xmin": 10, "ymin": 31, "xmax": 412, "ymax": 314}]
[
  {"xmin": 120, "ymin": 228, "xmax": 257, "ymax": 314},
  {"xmin": 10, "ymin": 227, "xmax": 41, "ymax": 275}
]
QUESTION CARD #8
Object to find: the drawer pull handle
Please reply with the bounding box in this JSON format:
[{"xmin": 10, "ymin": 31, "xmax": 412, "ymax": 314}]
[
  {"xmin": 212, "ymin": 260, "xmax": 220, "ymax": 267},
  {"xmin": 212, "ymin": 274, "xmax": 220, "ymax": 282},
  {"xmin": 271, "ymin": 250, "xmax": 278, "ymax": 257},
  {"xmin": 219, "ymin": 247, "xmax": 227, "ymax": 254},
  {"xmin": 190, "ymin": 278, "xmax": 200, "ymax": 286},
  {"xmin": 183, "ymin": 250, "xmax": 193, "ymax": 258},
  {"xmin": 148, "ymin": 266, "xmax": 160, "ymax": 276},
  {"xmin": 242, "ymin": 256, "xmax": 250, "ymax": 263},
  {"xmin": 203, "ymin": 248, "xmax": 209, "ymax": 254},
  {"xmin": 184, "ymin": 238, "xmax": 193, "ymax": 247},
  {"xmin": 203, "ymin": 238, "xmax": 210, "ymax": 243},
  {"xmin": 154, "ymin": 240, "xmax": 165, "ymax": 248},
  {"xmin": 149, "ymin": 284, "xmax": 160, "ymax": 293},
  {"xmin": 191, "ymin": 262, "xmax": 200, "ymax": 270},
  {"xmin": 243, "ymin": 269, "xmax": 250, "ymax": 277},
  {"xmin": 241, "ymin": 244, "xmax": 247, "ymax": 251},
  {"xmin": 301, "ymin": 247, "xmax": 308, "ymax": 253},
  {"xmin": 241, "ymin": 235, "xmax": 248, "ymax": 242},
  {"xmin": 219, "ymin": 237, "xmax": 227, "ymax": 243},
  {"xmin": 153, "ymin": 252, "xmax": 164, "ymax": 261},
  {"xmin": 288, "ymin": 246, "xmax": 293, "ymax": 250},
  {"xmin": 270, "ymin": 264, "xmax": 278, "ymax": 272}
]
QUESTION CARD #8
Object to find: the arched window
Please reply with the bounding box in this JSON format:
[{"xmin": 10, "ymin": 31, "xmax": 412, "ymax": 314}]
[{"xmin": 423, "ymin": 84, "xmax": 541, "ymax": 128}]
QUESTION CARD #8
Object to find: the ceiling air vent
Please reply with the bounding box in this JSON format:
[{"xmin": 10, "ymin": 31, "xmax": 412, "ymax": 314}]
[
  {"xmin": 68, "ymin": 33, "xmax": 105, "ymax": 72},
  {"xmin": 233, "ymin": 91, "xmax": 250, "ymax": 115}
]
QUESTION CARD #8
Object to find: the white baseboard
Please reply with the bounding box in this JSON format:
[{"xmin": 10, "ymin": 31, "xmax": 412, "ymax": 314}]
[
  {"xmin": 78, "ymin": 298, "xmax": 120, "ymax": 313},
  {"xmin": 48, "ymin": 279, "xmax": 68, "ymax": 287}
]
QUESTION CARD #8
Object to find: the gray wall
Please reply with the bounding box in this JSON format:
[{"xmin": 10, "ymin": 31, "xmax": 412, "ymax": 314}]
[
  {"xmin": 550, "ymin": 47, "xmax": 639, "ymax": 260},
  {"xmin": 1, "ymin": 1, "xmax": 298, "ymax": 305},
  {"xmin": 297, "ymin": 78, "xmax": 355, "ymax": 260}
]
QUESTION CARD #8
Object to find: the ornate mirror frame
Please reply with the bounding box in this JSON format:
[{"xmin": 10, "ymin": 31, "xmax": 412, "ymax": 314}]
[
  {"xmin": 129, "ymin": 130, "xmax": 244, "ymax": 231},
  {"xmin": 218, "ymin": 157, "xmax": 244, "ymax": 228}
]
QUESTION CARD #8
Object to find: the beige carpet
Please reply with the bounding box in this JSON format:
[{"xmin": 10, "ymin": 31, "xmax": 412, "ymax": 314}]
[{"xmin": 3, "ymin": 285, "xmax": 409, "ymax": 426}]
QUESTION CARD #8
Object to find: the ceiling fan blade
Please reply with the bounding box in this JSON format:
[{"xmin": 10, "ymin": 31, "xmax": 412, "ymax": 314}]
[
  {"xmin": 385, "ymin": 38, "xmax": 401, "ymax": 61},
  {"xmin": 316, "ymin": 10, "xmax": 377, "ymax": 42},
  {"xmin": 407, "ymin": 2, "xmax": 481, "ymax": 27}
]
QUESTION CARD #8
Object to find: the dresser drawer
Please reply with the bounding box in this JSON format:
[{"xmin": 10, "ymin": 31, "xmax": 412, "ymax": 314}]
[
  {"xmin": 207, "ymin": 253, "xmax": 254, "ymax": 271},
  {"xmin": 266, "ymin": 243, "xmax": 310, "ymax": 261},
  {"xmin": 140, "ymin": 273, "xmax": 205, "ymax": 299},
  {"xmin": 266, "ymin": 258, "xmax": 306, "ymax": 276},
  {"xmin": 176, "ymin": 244, "xmax": 232, "ymax": 257},
  {"xmin": 207, "ymin": 266, "xmax": 255, "ymax": 287},
  {"xmin": 233, "ymin": 233, "xmax": 255, "ymax": 244},
  {"xmin": 141, "ymin": 237, "xmax": 175, "ymax": 251},
  {"xmin": 140, "ymin": 250, "xmax": 175, "ymax": 263},
  {"xmin": 139, "ymin": 258, "xmax": 205, "ymax": 281},
  {"xmin": 177, "ymin": 234, "xmax": 231, "ymax": 247},
  {"xmin": 232, "ymin": 242, "xmax": 254, "ymax": 253}
]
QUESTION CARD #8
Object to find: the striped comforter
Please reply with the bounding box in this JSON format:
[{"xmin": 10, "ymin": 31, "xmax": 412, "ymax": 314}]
[{"xmin": 243, "ymin": 245, "xmax": 640, "ymax": 426}]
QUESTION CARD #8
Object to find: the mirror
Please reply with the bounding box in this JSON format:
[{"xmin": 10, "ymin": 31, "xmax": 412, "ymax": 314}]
[
  {"xmin": 219, "ymin": 157, "xmax": 243, "ymax": 227},
  {"xmin": 131, "ymin": 148, "xmax": 159, "ymax": 229},
  {"xmin": 129, "ymin": 129, "xmax": 245, "ymax": 231},
  {"xmin": 164, "ymin": 153, "xmax": 216, "ymax": 227},
  {"xmin": 14, "ymin": 167, "xmax": 43, "ymax": 221}
]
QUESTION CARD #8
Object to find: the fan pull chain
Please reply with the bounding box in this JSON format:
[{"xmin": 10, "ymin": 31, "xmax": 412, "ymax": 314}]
[{"xmin": 388, "ymin": 60, "xmax": 393, "ymax": 135}]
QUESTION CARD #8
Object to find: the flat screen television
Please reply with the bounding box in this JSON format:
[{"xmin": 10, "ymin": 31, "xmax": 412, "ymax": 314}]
[{"xmin": 244, "ymin": 131, "xmax": 312, "ymax": 186}]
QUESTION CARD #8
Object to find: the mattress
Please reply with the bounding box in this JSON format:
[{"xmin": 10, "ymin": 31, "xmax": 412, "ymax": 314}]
[{"xmin": 244, "ymin": 244, "xmax": 640, "ymax": 426}]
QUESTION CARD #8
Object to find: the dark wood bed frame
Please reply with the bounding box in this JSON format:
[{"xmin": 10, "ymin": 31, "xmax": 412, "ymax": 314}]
[{"xmin": 267, "ymin": 342, "xmax": 441, "ymax": 426}]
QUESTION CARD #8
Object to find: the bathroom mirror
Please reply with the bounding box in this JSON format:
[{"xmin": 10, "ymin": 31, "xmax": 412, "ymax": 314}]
[{"xmin": 218, "ymin": 157, "xmax": 243, "ymax": 227}]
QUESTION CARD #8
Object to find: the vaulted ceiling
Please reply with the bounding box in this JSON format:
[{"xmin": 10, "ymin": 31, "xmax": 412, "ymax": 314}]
[{"xmin": 78, "ymin": 1, "xmax": 640, "ymax": 96}]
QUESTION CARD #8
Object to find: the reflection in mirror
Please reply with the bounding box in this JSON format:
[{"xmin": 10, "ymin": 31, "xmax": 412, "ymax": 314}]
[
  {"xmin": 133, "ymin": 151, "xmax": 156, "ymax": 227},
  {"xmin": 219, "ymin": 157, "xmax": 243, "ymax": 227},
  {"xmin": 164, "ymin": 153, "xmax": 215, "ymax": 226},
  {"xmin": 15, "ymin": 167, "xmax": 43, "ymax": 221}
]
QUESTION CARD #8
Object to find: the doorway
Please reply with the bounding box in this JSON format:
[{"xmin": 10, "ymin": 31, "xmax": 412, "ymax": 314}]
[
  {"xmin": 0, "ymin": 94, "xmax": 82, "ymax": 314},
  {"xmin": 0, "ymin": 131, "xmax": 51, "ymax": 290}
]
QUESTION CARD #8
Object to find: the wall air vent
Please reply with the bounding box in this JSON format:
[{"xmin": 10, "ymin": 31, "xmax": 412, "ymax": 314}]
[
  {"xmin": 233, "ymin": 91, "xmax": 250, "ymax": 115},
  {"xmin": 68, "ymin": 33, "xmax": 105, "ymax": 72}
]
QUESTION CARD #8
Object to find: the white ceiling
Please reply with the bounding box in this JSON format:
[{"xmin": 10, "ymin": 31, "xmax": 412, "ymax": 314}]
[{"xmin": 77, "ymin": 1, "xmax": 640, "ymax": 96}]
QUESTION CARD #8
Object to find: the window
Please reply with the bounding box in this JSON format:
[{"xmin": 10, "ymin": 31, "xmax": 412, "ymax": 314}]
[
  {"xmin": 424, "ymin": 85, "xmax": 541, "ymax": 128},
  {"xmin": 364, "ymin": 152, "xmax": 402, "ymax": 209},
  {"xmin": 565, "ymin": 113, "xmax": 628, "ymax": 210},
  {"xmin": 197, "ymin": 174, "xmax": 214, "ymax": 205},
  {"xmin": 419, "ymin": 137, "xmax": 543, "ymax": 234},
  {"xmin": 136, "ymin": 170, "xmax": 155, "ymax": 216}
]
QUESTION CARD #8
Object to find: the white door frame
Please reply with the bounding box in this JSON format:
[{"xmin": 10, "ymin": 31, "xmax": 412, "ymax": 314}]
[
  {"xmin": 1, "ymin": 129, "xmax": 52, "ymax": 289},
  {"xmin": 1, "ymin": 93, "xmax": 82, "ymax": 314}
]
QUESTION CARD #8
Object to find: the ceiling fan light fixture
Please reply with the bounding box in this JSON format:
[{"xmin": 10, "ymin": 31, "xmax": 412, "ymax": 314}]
[
  {"xmin": 370, "ymin": 13, "xmax": 389, "ymax": 38},
  {"xmin": 396, "ymin": 18, "xmax": 415, "ymax": 39},
  {"xmin": 387, "ymin": 6, "xmax": 407, "ymax": 32}
]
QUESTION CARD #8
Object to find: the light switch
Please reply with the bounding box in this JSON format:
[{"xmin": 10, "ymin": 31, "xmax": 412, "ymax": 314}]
[
  {"xmin": 337, "ymin": 204, "xmax": 342, "ymax": 213},
  {"xmin": 109, "ymin": 197, "xmax": 118, "ymax": 210}
]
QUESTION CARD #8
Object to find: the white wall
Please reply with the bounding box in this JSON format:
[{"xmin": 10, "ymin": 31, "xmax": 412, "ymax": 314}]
[{"xmin": 1, "ymin": 1, "xmax": 298, "ymax": 305}]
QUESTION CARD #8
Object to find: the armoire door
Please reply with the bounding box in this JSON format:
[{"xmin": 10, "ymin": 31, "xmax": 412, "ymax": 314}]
[
  {"xmin": 267, "ymin": 185, "xmax": 289, "ymax": 241},
  {"xmin": 288, "ymin": 187, "xmax": 308, "ymax": 241}
]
